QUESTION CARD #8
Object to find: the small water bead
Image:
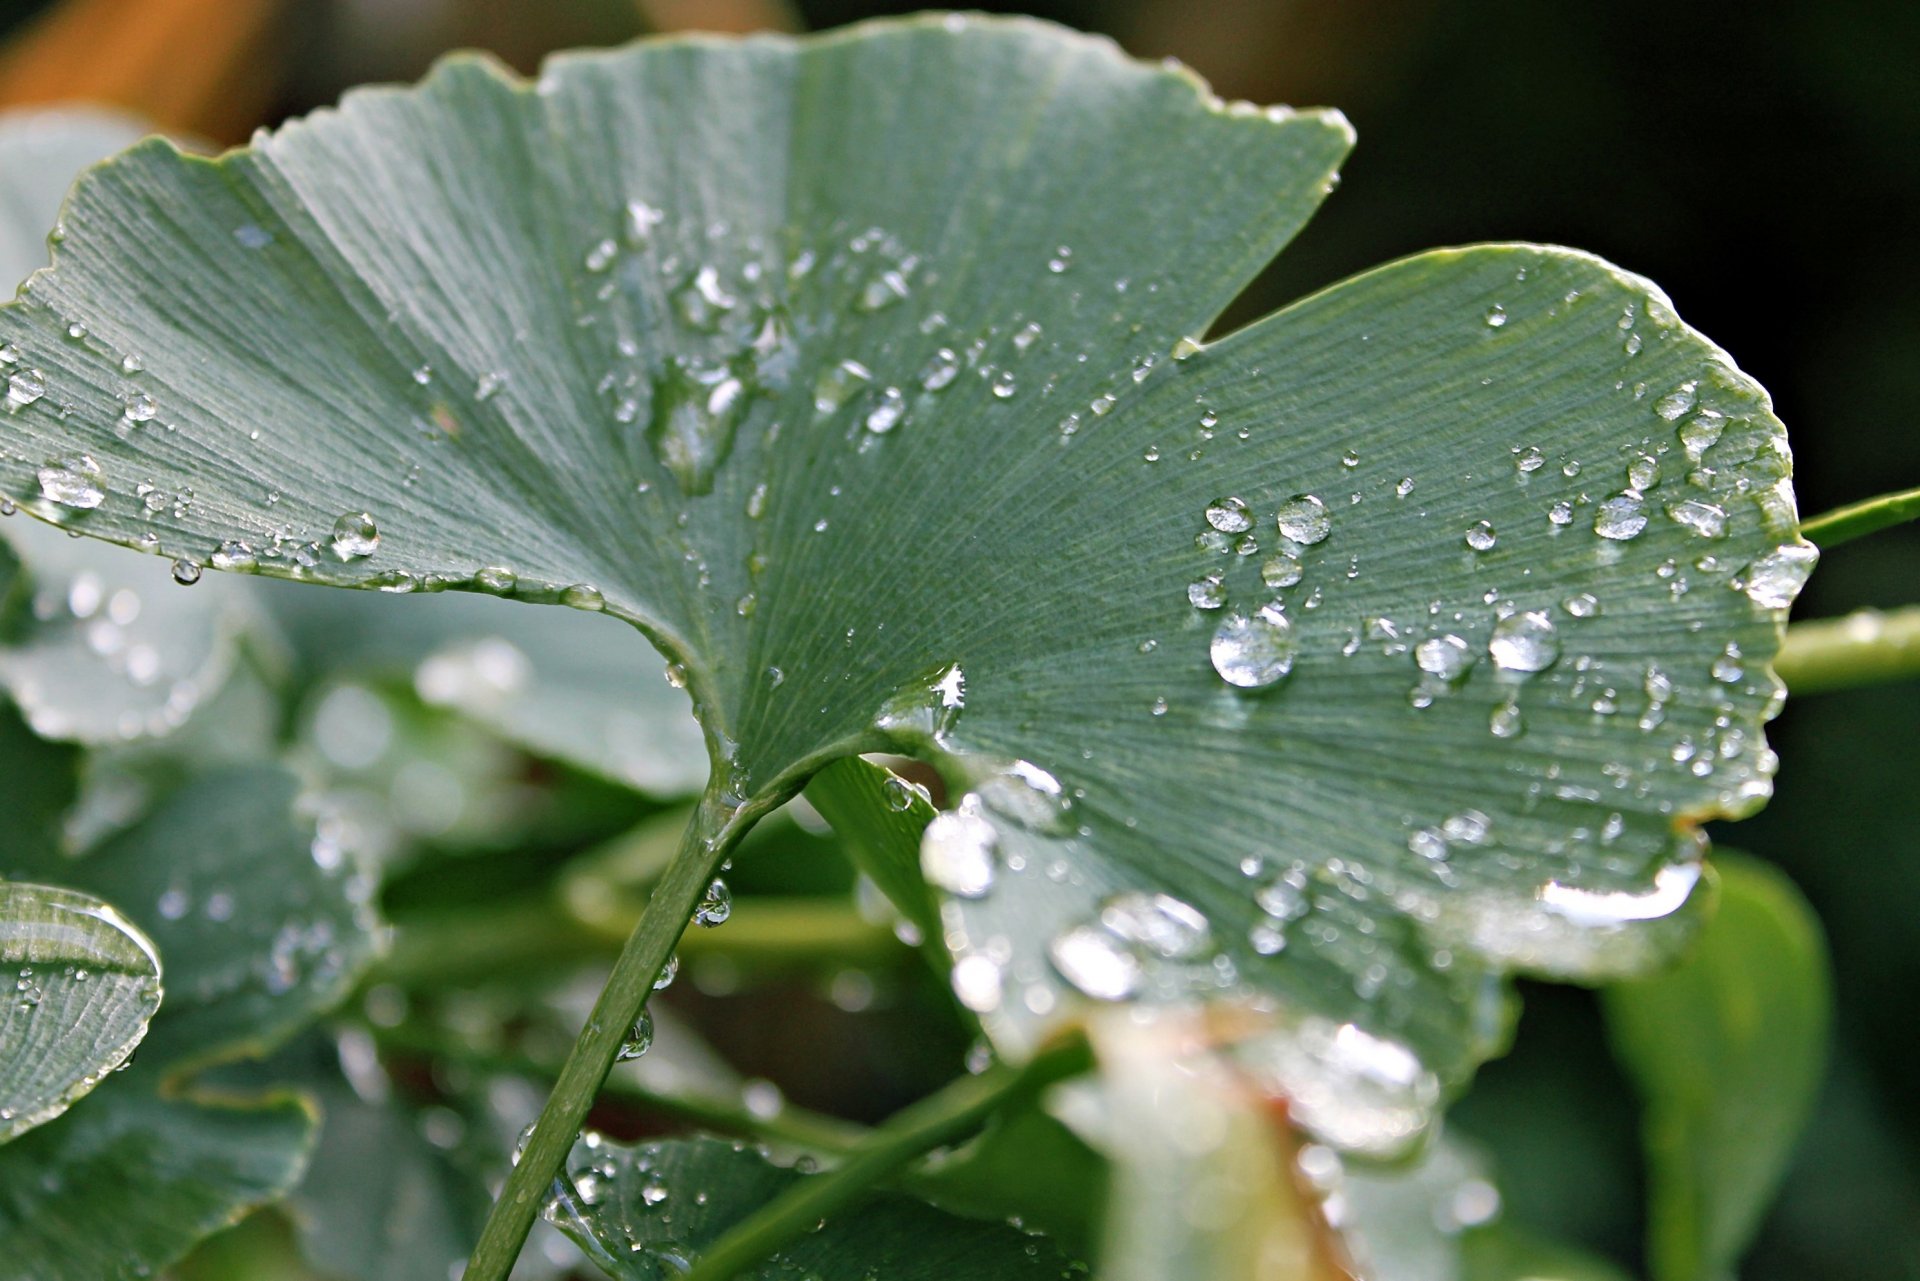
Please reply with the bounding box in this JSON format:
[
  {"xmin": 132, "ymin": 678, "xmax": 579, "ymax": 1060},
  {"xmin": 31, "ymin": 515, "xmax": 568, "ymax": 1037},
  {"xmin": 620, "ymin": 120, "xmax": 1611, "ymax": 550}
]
[
  {"xmin": 1210, "ymin": 604, "xmax": 1296, "ymax": 690},
  {"xmin": 1740, "ymin": 543, "xmax": 1819, "ymax": 609},
  {"xmin": 1627, "ymin": 454, "xmax": 1660, "ymax": 491},
  {"xmin": 813, "ymin": 359, "xmax": 871, "ymax": 413},
  {"xmin": 1187, "ymin": 574, "xmax": 1226, "ymax": 609},
  {"xmin": 1665, "ymin": 498, "xmax": 1728, "ymax": 538},
  {"xmin": 920, "ymin": 348, "xmax": 961, "ymax": 391},
  {"xmin": 583, "ymin": 238, "xmax": 618, "ymax": 273},
  {"xmin": 1484, "ymin": 304, "xmax": 1508, "ymax": 328},
  {"xmin": 989, "ymin": 369, "xmax": 1017, "ymax": 399},
  {"xmin": 122, "ymin": 392, "xmax": 157, "ymax": 423},
  {"xmin": 1679, "ymin": 410, "xmax": 1726, "ymax": 460},
  {"xmin": 1547, "ymin": 500, "xmax": 1574, "ymax": 527},
  {"xmin": 1513, "ymin": 445, "xmax": 1546, "ymax": 473},
  {"xmin": 1594, "ymin": 492, "xmax": 1648, "ymax": 540},
  {"xmin": 473, "ymin": 565, "xmax": 517, "ymax": 594},
  {"xmin": 625, "ymin": 199, "xmax": 664, "ymax": 244},
  {"xmin": 1047, "ymin": 245, "xmax": 1073, "ymax": 273},
  {"xmin": 329, "ymin": 512, "xmax": 380, "ymax": 560},
  {"xmin": 672, "ymin": 265, "xmax": 736, "ymax": 330},
  {"xmin": 1205, "ymin": 496, "xmax": 1253, "ymax": 533},
  {"xmin": 1712, "ymin": 644, "xmax": 1745, "ymax": 683},
  {"xmin": 881, "ymin": 775, "xmax": 926, "ymax": 812},
  {"xmin": 1654, "ymin": 380, "xmax": 1698, "ymax": 421},
  {"xmin": 37, "ymin": 456, "xmax": 105, "ymax": 509},
  {"xmin": 1464, "ymin": 520, "xmax": 1497, "ymax": 552},
  {"xmin": 7, "ymin": 368, "xmax": 47, "ymax": 407},
  {"xmin": 1047, "ymin": 925, "xmax": 1143, "ymax": 1001},
  {"xmin": 864, "ymin": 386, "xmax": 906, "ymax": 434},
  {"xmin": 1341, "ymin": 450, "xmax": 1361, "ymax": 468},
  {"xmin": 1489, "ymin": 699, "xmax": 1524, "ymax": 738},
  {"xmin": 857, "ymin": 270, "xmax": 909, "ymax": 312},
  {"xmin": 1099, "ymin": 892, "xmax": 1213, "ymax": 960},
  {"xmin": 919, "ymin": 806, "xmax": 998, "ymax": 898},
  {"xmin": 615, "ymin": 1009, "xmax": 653, "ymax": 1061},
  {"xmin": 1413, "ymin": 634, "xmax": 1475, "ymax": 682},
  {"xmin": 694, "ymin": 879, "xmax": 731, "ymax": 927},
  {"xmin": 1562, "ymin": 592, "xmax": 1601, "ymax": 618},
  {"xmin": 1261, "ymin": 552, "xmax": 1303, "ymax": 589},
  {"xmin": 170, "ymin": 559, "xmax": 201, "ymax": 586},
  {"xmin": 561, "ymin": 584, "xmax": 605, "ymax": 611},
  {"xmin": 1488, "ymin": 610, "xmax": 1560, "ymax": 673},
  {"xmin": 1274, "ymin": 494, "xmax": 1333, "ymax": 545}
]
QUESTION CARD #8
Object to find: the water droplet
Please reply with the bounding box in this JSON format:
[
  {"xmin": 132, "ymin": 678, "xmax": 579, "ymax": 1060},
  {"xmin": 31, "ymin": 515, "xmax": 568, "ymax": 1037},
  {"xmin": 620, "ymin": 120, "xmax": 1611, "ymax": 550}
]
[
  {"xmin": 920, "ymin": 806, "xmax": 999, "ymax": 898},
  {"xmin": 1562, "ymin": 592, "xmax": 1601, "ymax": 618},
  {"xmin": 1679, "ymin": 410, "xmax": 1726, "ymax": 460},
  {"xmin": 653, "ymin": 953, "xmax": 679, "ymax": 991},
  {"xmin": 615, "ymin": 1009, "xmax": 653, "ymax": 1061},
  {"xmin": 1261, "ymin": 552, "xmax": 1303, "ymax": 589},
  {"xmin": 813, "ymin": 359, "xmax": 871, "ymax": 414},
  {"xmin": 648, "ymin": 357, "xmax": 750, "ymax": 496},
  {"xmin": 170, "ymin": 559, "xmax": 201, "ymax": 586},
  {"xmin": 864, "ymin": 386, "xmax": 906, "ymax": 434},
  {"xmin": 561, "ymin": 584, "xmax": 605, "ymax": 611},
  {"xmin": 673, "ymin": 265, "xmax": 736, "ymax": 330},
  {"xmin": 7, "ymin": 367, "xmax": 46, "ymax": 408},
  {"xmin": 474, "ymin": 566, "xmax": 517, "ymax": 594},
  {"xmin": 1099, "ymin": 892, "xmax": 1212, "ymax": 960},
  {"xmin": 36, "ymin": 456, "xmax": 104, "ymax": 509},
  {"xmin": 950, "ymin": 955, "xmax": 1003, "ymax": 1012},
  {"xmin": 1187, "ymin": 574, "xmax": 1226, "ymax": 610},
  {"xmin": 1275, "ymin": 494, "xmax": 1332, "ymax": 545},
  {"xmin": 328, "ymin": 512, "xmax": 380, "ymax": 560},
  {"xmin": 1547, "ymin": 501, "xmax": 1574, "ymax": 527},
  {"xmin": 122, "ymin": 392, "xmax": 157, "ymax": 423},
  {"xmin": 694, "ymin": 879, "xmax": 731, "ymax": 927},
  {"xmin": 1047, "ymin": 925, "xmax": 1143, "ymax": 1001},
  {"xmin": 1413, "ymin": 634, "xmax": 1475, "ymax": 682},
  {"xmin": 882, "ymin": 775, "xmax": 925, "ymax": 812},
  {"xmin": 625, "ymin": 200, "xmax": 664, "ymax": 244},
  {"xmin": 1484, "ymin": 304, "xmax": 1508, "ymax": 328},
  {"xmin": 1594, "ymin": 492, "xmax": 1648, "ymax": 540},
  {"xmin": 919, "ymin": 348, "xmax": 961, "ymax": 392},
  {"xmin": 1210, "ymin": 603, "xmax": 1296, "ymax": 689},
  {"xmin": 1395, "ymin": 477, "xmax": 1416, "ymax": 498},
  {"xmin": 1740, "ymin": 543, "xmax": 1818, "ymax": 609},
  {"xmin": 1488, "ymin": 610, "xmax": 1560, "ymax": 673},
  {"xmin": 989, "ymin": 369, "xmax": 1017, "ymax": 399},
  {"xmin": 1513, "ymin": 445, "xmax": 1545, "ymax": 473},
  {"xmin": 583, "ymin": 238, "xmax": 618, "ymax": 273},
  {"xmin": 1205, "ymin": 496, "xmax": 1252, "ymax": 533},
  {"xmin": 1489, "ymin": 699, "xmax": 1524, "ymax": 738},
  {"xmin": 1666, "ymin": 498, "xmax": 1728, "ymax": 538},
  {"xmin": 1464, "ymin": 520, "xmax": 1497, "ymax": 552},
  {"xmin": 1654, "ymin": 381, "xmax": 1698, "ymax": 421}
]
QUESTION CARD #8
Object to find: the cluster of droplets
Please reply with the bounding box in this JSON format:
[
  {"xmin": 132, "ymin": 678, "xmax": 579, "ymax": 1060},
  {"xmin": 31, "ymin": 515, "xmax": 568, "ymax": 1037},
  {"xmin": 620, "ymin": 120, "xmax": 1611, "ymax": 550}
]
[{"xmin": 1185, "ymin": 492, "xmax": 1333, "ymax": 694}]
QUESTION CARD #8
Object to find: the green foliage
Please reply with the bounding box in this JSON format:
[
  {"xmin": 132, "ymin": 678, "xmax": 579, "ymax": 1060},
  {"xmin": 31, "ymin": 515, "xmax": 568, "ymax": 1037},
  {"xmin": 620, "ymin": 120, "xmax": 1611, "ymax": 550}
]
[
  {"xmin": 1604, "ymin": 853, "xmax": 1831, "ymax": 1281},
  {"xmin": 0, "ymin": 14, "xmax": 1853, "ymax": 1281}
]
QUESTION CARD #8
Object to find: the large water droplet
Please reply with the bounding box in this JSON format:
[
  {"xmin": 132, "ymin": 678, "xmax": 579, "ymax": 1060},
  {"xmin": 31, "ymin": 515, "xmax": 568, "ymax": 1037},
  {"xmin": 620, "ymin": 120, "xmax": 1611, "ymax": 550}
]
[
  {"xmin": 329, "ymin": 512, "xmax": 380, "ymax": 560},
  {"xmin": 920, "ymin": 805, "xmax": 998, "ymax": 898},
  {"xmin": 1665, "ymin": 498, "xmax": 1728, "ymax": 538},
  {"xmin": 1210, "ymin": 604, "xmax": 1295, "ymax": 689},
  {"xmin": 648, "ymin": 356, "xmax": 750, "ymax": 496},
  {"xmin": 7, "ymin": 368, "xmax": 46, "ymax": 407},
  {"xmin": 1205, "ymin": 496, "xmax": 1253, "ymax": 533},
  {"xmin": 1413, "ymin": 634, "xmax": 1475, "ymax": 682},
  {"xmin": 1740, "ymin": 543, "xmax": 1818, "ymax": 609},
  {"xmin": 1488, "ymin": 611, "xmax": 1560, "ymax": 673},
  {"xmin": 1048, "ymin": 925, "xmax": 1144, "ymax": 1001},
  {"xmin": 36, "ymin": 456, "xmax": 104, "ymax": 509},
  {"xmin": 694, "ymin": 879, "xmax": 732, "ymax": 927},
  {"xmin": 615, "ymin": 1009, "xmax": 653, "ymax": 1061},
  {"xmin": 1593, "ymin": 492, "xmax": 1648, "ymax": 540},
  {"xmin": 1275, "ymin": 494, "xmax": 1332, "ymax": 545}
]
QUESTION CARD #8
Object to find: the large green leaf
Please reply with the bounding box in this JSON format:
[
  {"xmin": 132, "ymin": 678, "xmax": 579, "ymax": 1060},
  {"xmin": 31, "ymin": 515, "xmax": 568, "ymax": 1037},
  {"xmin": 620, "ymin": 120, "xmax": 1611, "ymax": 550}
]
[
  {"xmin": 0, "ymin": 1060, "xmax": 314, "ymax": 1281},
  {"xmin": 0, "ymin": 881, "xmax": 161, "ymax": 1143},
  {"xmin": 0, "ymin": 16, "xmax": 1808, "ymax": 1141},
  {"xmin": 547, "ymin": 1132, "xmax": 1082, "ymax": 1278},
  {"xmin": 1603, "ymin": 853, "xmax": 1830, "ymax": 1281}
]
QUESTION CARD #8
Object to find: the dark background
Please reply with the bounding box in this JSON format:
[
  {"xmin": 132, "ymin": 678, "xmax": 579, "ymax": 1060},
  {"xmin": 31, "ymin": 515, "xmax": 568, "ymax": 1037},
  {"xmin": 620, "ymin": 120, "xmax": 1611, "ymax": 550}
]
[{"xmin": 3, "ymin": 1, "xmax": 1912, "ymax": 1274}]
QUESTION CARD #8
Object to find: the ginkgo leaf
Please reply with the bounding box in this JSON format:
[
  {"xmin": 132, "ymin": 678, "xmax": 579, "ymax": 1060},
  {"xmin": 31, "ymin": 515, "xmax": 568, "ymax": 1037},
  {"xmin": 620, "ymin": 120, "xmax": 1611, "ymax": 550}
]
[
  {"xmin": 0, "ymin": 15, "xmax": 1809, "ymax": 1149},
  {"xmin": 0, "ymin": 880, "xmax": 161, "ymax": 1143}
]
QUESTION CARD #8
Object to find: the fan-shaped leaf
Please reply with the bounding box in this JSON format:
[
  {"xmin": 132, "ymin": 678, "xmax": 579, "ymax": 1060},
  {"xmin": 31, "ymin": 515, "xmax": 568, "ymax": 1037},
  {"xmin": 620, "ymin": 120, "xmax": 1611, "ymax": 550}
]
[
  {"xmin": 0, "ymin": 17, "xmax": 1808, "ymax": 1143},
  {"xmin": 0, "ymin": 880, "xmax": 160, "ymax": 1143}
]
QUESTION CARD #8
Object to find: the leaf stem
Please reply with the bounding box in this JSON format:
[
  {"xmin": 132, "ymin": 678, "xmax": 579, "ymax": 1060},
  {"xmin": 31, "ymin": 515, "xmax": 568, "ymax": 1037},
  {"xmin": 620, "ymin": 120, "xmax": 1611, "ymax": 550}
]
[
  {"xmin": 1777, "ymin": 607, "xmax": 1920, "ymax": 694},
  {"xmin": 369, "ymin": 1021, "xmax": 870, "ymax": 1153},
  {"xmin": 680, "ymin": 1031, "xmax": 1095, "ymax": 1281},
  {"xmin": 461, "ymin": 797, "xmax": 735, "ymax": 1281},
  {"xmin": 1798, "ymin": 484, "xmax": 1920, "ymax": 549}
]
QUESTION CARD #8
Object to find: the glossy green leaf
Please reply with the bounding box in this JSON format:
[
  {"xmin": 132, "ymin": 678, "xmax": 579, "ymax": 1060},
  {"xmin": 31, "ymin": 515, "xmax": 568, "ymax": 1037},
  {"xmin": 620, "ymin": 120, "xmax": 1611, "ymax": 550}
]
[
  {"xmin": 0, "ymin": 1059, "xmax": 315, "ymax": 1281},
  {"xmin": 0, "ymin": 880, "xmax": 161, "ymax": 1143},
  {"xmin": 3, "ymin": 764, "xmax": 381, "ymax": 1072},
  {"xmin": 0, "ymin": 17, "xmax": 1807, "ymax": 1142},
  {"xmin": 0, "ymin": 107, "xmax": 151, "ymax": 290},
  {"xmin": 1603, "ymin": 853, "xmax": 1830, "ymax": 1281},
  {"xmin": 0, "ymin": 695, "xmax": 80, "ymax": 867},
  {"xmin": 548, "ymin": 1133, "xmax": 1082, "ymax": 1278}
]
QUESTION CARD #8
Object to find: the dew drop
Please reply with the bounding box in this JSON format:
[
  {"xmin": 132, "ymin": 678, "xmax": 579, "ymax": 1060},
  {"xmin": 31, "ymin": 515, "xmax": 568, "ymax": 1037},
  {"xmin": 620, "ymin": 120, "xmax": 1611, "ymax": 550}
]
[
  {"xmin": 813, "ymin": 359, "xmax": 871, "ymax": 414},
  {"xmin": 919, "ymin": 348, "xmax": 961, "ymax": 392},
  {"xmin": 1594, "ymin": 492, "xmax": 1648, "ymax": 540},
  {"xmin": 1210, "ymin": 603, "xmax": 1296, "ymax": 690},
  {"xmin": 1099, "ymin": 892, "xmax": 1212, "ymax": 960},
  {"xmin": 1513, "ymin": 445, "xmax": 1545, "ymax": 473},
  {"xmin": 122, "ymin": 392, "xmax": 157, "ymax": 423},
  {"xmin": 920, "ymin": 806, "xmax": 999, "ymax": 899},
  {"xmin": 1413, "ymin": 634, "xmax": 1475, "ymax": 682},
  {"xmin": 1275, "ymin": 494, "xmax": 1332, "ymax": 545},
  {"xmin": 1187, "ymin": 574, "xmax": 1226, "ymax": 610},
  {"xmin": 36, "ymin": 455, "xmax": 105, "ymax": 509},
  {"xmin": 1489, "ymin": 699, "xmax": 1524, "ymax": 738},
  {"xmin": 864, "ymin": 386, "xmax": 906, "ymax": 434},
  {"xmin": 1740, "ymin": 544, "xmax": 1818, "ymax": 609},
  {"xmin": 1484, "ymin": 305, "xmax": 1508, "ymax": 328},
  {"xmin": 1205, "ymin": 496, "xmax": 1253, "ymax": 533},
  {"xmin": 169, "ymin": 559, "xmax": 201, "ymax": 586},
  {"xmin": 1261, "ymin": 552, "xmax": 1303, "ymax": 589},
  {"xmin": 1047, "ymin": 926, "xmax": 1143, "ymax": 1001},
  {"xmin": 1488, "ymin": 610, "xmax": 1560, "ymax": 673},
  {"xmin": 1665, "ymin": 498, "xmax": 1728, "ymax": 539},
  {"xmin": 694, "ymin": 879, "xmax": 732, "ymax": 927},
  {"xmin": 326, "ymin": 512, "xmax": 380, "ymax": 560},
  {"xmin": 615, "ymin": 1009, "xmax": 653, "ymax": 1061},
  {"xmin": 1464, "ymin": 520, "xmax": 1497, "ymax": 552}
]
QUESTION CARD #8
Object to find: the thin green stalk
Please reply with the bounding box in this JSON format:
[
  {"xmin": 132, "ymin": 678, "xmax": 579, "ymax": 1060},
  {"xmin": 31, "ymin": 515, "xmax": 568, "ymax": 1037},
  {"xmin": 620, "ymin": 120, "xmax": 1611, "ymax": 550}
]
[
  {"xmin": 461, "ymin": 798, "xmax": 735, "ymax": 1281},
  {"xmin": 369, "ymin": 1022, "xmax": 869, "ymax": 1153},
  {"xmin": 681, "ymin": 1032, "xmax": 1095, "ymax": 1281},
  {"xmin": 1799, "ymin": 484, "xmax": 1920, "ymax": 549},
  {"xmin": 1777, "ymin": 607, "xmax": 1920, "ymax": 694}
]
